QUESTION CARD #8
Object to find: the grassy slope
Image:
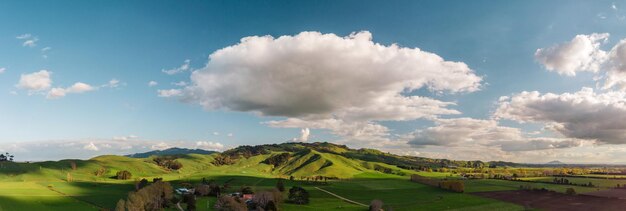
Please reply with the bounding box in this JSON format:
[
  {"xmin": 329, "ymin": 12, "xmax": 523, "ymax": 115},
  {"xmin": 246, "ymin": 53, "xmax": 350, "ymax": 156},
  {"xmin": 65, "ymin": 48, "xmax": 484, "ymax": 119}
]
[{"xmin": 0, "ymin": 150, "xmax": 524, "ymax": 211}]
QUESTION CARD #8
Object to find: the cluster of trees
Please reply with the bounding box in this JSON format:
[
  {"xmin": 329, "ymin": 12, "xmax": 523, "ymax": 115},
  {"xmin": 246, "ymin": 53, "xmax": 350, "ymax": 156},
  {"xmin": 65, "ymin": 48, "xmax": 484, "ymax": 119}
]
[
  {"xmin": 373, "ymin": 164, "xmax": 406, "ymax": 176},
  {"xmin": 0, "ymin": 152, "xmax": 14, "ymax": 162},
  {"xmin": 215, "ymin": 195, "xmax": 247, "ymax": 211},
  {"xmin": 212, "ymin": 154, "xmax": 237, "ymax": 166},
  {"xmin": 287, "ymin": 186, "xmax": 309, "ymax": 204},
  {"xmin": 115, "ymin": 181, "xmax": 174, "ymax": 211},
  {"xmin": 198, "ymin": 177, "xmax": 234, "ymax": 197},
  {"xmin": 116, "ymin": 170, "xmax": 132, "ymax": 180},
  {"xmin": 553, "ymin": 177, "xmax": 594, "ymax": 187},
  {"xmin": 94, "ymin": 167, "xmax": 107, "ymax": 176},
  {"xmin": 261, "ymin": 153, "xmax": 291, "ymax": 167},
  {"xmin": 153, "ymin": 156, "xmax": 183, "ymax": 170},
  {"xmin": 289, "ymin": 175, "xmax": 333, "ymax": 184},
  {"xmin": 249, "ymin": 189, "xmax": 282, "ymax": 210}
]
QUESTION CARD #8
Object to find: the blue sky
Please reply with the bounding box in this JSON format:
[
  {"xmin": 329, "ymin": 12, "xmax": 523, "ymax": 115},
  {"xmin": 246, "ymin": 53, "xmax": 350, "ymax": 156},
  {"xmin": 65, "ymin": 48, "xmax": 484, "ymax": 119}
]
[{"xmin": 2, "ymin": 1, "xmax": 626, "ymax": 162}]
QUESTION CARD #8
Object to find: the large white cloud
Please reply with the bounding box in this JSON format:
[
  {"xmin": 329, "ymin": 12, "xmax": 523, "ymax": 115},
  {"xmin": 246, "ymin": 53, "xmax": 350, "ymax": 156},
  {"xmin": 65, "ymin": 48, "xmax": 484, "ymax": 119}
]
[
  {"xmin": 536, "ymin": 33, "xmax": 626, "ymax": 90},
  {"xmin": 495, "ymin": 87, "xmax": 626, "ymax": 144},
  {"xmin": 535, "ymin": 33, "xmax": 609, "ymax": 76},
  {"xmin": 17, "ymin": 70, "xmax": 52, "ymax": 92},
  {"xmin": 178, "ymin": 31, "xmax": 481, "ymax": 120},
  {"xmin": 604, "ymin": 39, "xmax": 626, "ymax": 90}
]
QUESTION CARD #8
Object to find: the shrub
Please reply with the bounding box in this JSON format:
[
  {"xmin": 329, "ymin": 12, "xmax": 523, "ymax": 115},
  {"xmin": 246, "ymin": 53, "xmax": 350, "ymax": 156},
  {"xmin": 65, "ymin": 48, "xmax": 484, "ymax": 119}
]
[
  {"xmin": 183, "ymin": 194, "xmax": 197, "ymax": 211},
  {"xmin": 116, "ymin": 170, "xmax": 132, "ymax": 180},
  {"xmin": 438, "ymin": 180, "xmax": 464, "ymax": 193},
  {"xmin": 120, "ymin": 181, "xmax": 174, "ymax": 210},
  {"xmin": 212, "ymin": 154, "xmax": 236, "ymax": 166},
  {"xmin": 566, "ymin": 188, "xmax": 576, "ymax": 195},
  {"xmin": 115, "ymin": 199, "xmax": 125, "ymax": 211},
  {"xmin": 154, "ymin": 156, "xmax": 183, "ymax": 170},
  {"xmin": 195, "ymin": 184, "xmax": 210, "ymax": 196},
  {"xmin": 288, "ymin": 186, "xmax": 309, "ymax": 205},
  {"xmin": 276, "ymin": 179, "xmax": 285, "ymax": 192},
  {"xmin": 215, "ymin": 195, "xmax": 247, "ymax": 211},
  {"xmin": 94, "ymin": 167, "xmax": 107, "ymax": 177},
  {"xmin": 369, "ymin": 199, "xmax": 383, "ymax": 211},
  {"xmin": 136, "ymin": 178, "xmax": 149, "ymax": 190},
  {"xmin": 253, "ymin": 189, "xmax": 283, "ymax": 210},
  {"xmin": 241, "ymin": 186, "xmax": 254, "ymax": 194}
]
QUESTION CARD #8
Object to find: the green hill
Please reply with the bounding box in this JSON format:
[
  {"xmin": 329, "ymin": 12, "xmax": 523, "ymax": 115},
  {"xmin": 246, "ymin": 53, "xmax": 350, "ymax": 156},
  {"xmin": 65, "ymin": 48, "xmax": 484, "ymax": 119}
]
[{"xmin": 0, "ymin": 142, "xmax": 519, "ymax": 183}]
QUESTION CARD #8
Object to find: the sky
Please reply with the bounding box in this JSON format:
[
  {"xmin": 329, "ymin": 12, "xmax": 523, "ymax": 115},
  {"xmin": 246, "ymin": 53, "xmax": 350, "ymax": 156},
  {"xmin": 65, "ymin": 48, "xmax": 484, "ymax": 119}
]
[{"xmin": 2, "ymin": 0, "xmax": 626, "ymax": 163}]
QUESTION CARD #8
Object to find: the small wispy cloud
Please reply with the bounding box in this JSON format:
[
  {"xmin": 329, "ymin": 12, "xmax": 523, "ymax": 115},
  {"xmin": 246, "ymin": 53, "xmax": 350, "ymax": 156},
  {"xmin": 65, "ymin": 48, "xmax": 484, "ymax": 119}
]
[
  {"xmin": 16, "ymin": 33, "xmax": 38, "ymax": 47},
  {"xmin": 162, "ymin": 59, "xmax": 191, "ymax": 75}
]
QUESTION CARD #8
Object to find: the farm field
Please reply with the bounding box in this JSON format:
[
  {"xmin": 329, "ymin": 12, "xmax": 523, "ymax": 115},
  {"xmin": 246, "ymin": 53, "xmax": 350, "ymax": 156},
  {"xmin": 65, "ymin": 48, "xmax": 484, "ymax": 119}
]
[
  {"xmin": 519, "ymin": 177, "xmax": 626, "ymax": 189},
  {"xmin": 474, "ymin": 190, "xmax": 626, "ymax": 211},
  {"xmin": 0, "ymin": 170, "xmax": 525, "ymax": 211},
  {"xmin": 0, "ymin": 143, "xmax": 622, "ymax": 211}
]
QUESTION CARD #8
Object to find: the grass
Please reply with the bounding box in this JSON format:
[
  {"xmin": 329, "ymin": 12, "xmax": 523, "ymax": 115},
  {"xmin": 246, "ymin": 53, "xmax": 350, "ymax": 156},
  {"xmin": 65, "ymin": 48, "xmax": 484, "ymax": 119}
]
[
  {"xmin": 0, "ymin": 153, "xmax": 586, "ymax": 211},
  {"xmin": 465, "ymin": 179, "xmax": 602, "ymax": 193},
  {"xmin": 519, "ymin": 176, "xmax": 626, "ymax": 189},
  {"xmin": 0, "ymin": 182, "xmax": 98, "ymax": 211}
]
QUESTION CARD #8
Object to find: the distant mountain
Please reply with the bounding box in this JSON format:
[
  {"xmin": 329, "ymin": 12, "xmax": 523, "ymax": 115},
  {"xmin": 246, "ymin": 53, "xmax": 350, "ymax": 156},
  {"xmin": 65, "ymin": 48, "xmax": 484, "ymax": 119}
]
[
  {"xmin": 126, "ymin": 147, "xmax": 217, "ymax": 158},
  {"xmin": 546, "ymin": 160, "xmax": 566, "ymax": 165}
]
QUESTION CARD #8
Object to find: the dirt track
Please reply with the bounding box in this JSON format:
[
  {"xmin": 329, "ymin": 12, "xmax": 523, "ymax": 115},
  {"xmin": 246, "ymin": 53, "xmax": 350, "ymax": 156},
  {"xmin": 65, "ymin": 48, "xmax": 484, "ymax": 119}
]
[{"xmin": 473, "ymin": 190, "xmax": 626, "ymax": 211}]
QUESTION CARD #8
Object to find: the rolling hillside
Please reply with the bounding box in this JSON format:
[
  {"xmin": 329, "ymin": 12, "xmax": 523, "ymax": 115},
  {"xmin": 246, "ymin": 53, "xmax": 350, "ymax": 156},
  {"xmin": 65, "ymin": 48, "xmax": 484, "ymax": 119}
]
[{"xmin": 0, "ymin": 142, "xmax": 528, "ymax": 183}]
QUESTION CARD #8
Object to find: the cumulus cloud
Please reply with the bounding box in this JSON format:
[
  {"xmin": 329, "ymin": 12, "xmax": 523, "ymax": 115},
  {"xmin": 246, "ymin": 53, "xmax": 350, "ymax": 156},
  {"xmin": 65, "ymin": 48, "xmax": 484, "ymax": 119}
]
[
  {"xmin": 83, "ymin": 142, "xmax": 99, "ymax": 151},
  {"xmin": 195, "ymin": 141, "xmax": 225, "ymax": 151},
  {"xmin": 148, "ymin": 81, "xmax": 158, "ymax": 87},
  {"xmin": 16, "ymin": 70, "xmax": 102, "ymax": 99},
  {"xmin": 535, "ymin": 33, "xmax": 609, "ymax": 76},
  {"xmin": 151, "ymin": 142, "xmax": 171, "ymax": 150},
  {"xmin": 267, "ymin": 118, "xmax": 391, "ymax": 146},
  {"xmin": 162, "ymin": 59, "xmax": 191, "ymax": 75},
  {"xmin": 16, "ymin": 33, "xmax": 38, "ymax": 47},
  {"xmin": 495, "ymin": 87, "xmax": 626, "ymax": 144},
  {"xmin": 498, "ymin": 138, "xmax": 584, "ymax": 151},
  {"xmin": 604, "ymin": 39, "xmax": 626, "ymax": 89},
  {"xmin": 160, "ymin": 31, "xmax": 483, "ymax": 145},
  {"xmin": 291, "ymin": 128, "xmax": 311, "ymax": 142},
  {"xmin": 178, "ymin": 31, "xmax": 481, "ymax": 120},
  {"xmin": 0, "ymin": 67, "xmax": 5, "ymax": 74},
  {"xmin": 17, "ymin": 70, "xmax": 52, "ymax": 92},
  {"xmin": 536, "ymin": 33, "xmax": 626, "ymax": 90},
  {"xmin": 407, "ymin": 118, "xmax": 523, "ymax": 147},
  {"xmin": 157, "ymin": 89, "xmax": 182, "ymax": 97},
  {"xmin": 46, "ymin": 82, "xmax": 95, "ymax": 99}
]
